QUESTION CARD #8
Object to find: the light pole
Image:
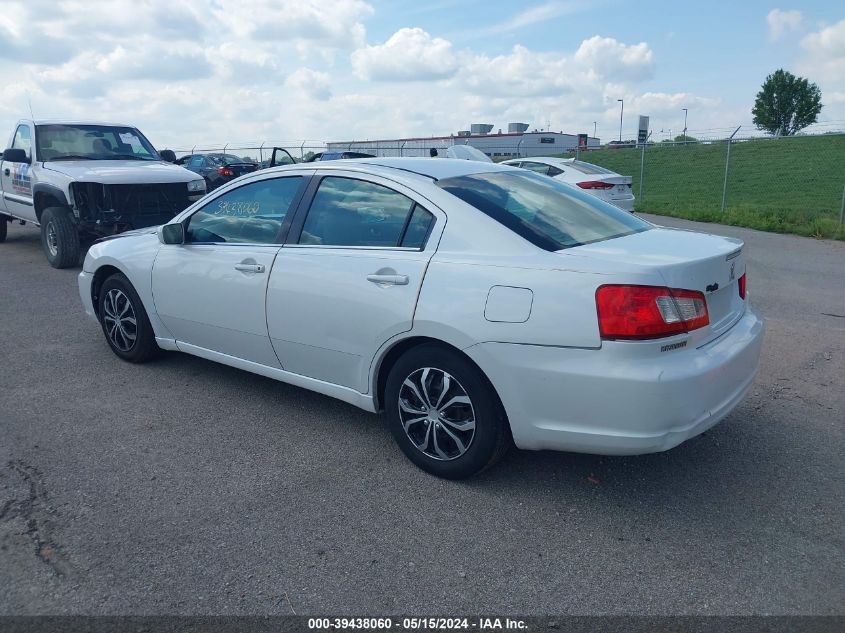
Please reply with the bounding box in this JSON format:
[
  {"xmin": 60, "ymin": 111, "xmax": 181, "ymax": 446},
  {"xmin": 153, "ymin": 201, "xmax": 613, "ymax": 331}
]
[
  {"xmin": 593, "ymin": 121, "xmax": 597, "ymax": 139},
  {"xmin": 682, "ymin": 108, "xmax": 688, "ymax": 142},
  {"xmin": 617, "ymin": 99, "xmax": 624, "ymax": 142}
]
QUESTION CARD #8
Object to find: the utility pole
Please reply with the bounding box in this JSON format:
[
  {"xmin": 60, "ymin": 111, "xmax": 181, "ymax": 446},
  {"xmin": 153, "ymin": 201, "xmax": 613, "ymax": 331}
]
[
  {"xmin": 682, "ymin": 108, "xmax": 688, "ymax": 142},
  {"xmin": 593, "ymin": 121, "xmax": 597, "ymax": 139},
  {"xmin": 617, "ymin": 99, "xmax": 624, "ymax": 142}
]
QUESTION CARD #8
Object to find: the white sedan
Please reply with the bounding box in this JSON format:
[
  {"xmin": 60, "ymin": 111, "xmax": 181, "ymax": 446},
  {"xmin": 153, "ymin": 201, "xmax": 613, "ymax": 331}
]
[
  {"xmin": 79, "ymin": 158, "xmax": 763, "ymax": 479},
  {"xmin": 501, "ymin": 156, "xmax": 635, "ymax": 211}
]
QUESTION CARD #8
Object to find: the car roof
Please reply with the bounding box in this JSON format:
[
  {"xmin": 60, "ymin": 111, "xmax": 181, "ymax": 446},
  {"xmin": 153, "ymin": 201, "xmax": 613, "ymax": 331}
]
[
  {"xmin": 29, "ymin": 120, "xmax": 136, "ymax": 127},
  {"xmin": 349, "ymin": 157, "xmax": 512, "ymax": 180}
]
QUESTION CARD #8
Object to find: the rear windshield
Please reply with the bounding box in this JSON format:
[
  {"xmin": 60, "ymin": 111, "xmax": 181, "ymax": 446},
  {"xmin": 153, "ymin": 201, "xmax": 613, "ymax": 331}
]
[
  {"xmin": 208, "ymin": 154, "xmax": 252, "ymax": 165},
  {"xmin": 437, "ymin": 171, "xmax": 650, "ymax": 250},
  {"xmin": 567, "ymin": 160, "xmax": 615, "ymax": 175}
]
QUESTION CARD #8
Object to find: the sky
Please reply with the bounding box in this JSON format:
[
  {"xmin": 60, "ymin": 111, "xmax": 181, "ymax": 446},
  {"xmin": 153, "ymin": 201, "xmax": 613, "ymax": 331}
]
[{"xmin": 0, "ymin": 0, "xmax": 843, "ymax": 151}]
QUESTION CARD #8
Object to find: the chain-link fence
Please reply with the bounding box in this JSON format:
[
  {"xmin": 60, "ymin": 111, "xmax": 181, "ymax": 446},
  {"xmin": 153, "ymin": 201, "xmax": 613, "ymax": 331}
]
[
  {"xmin": 578, "ymin": 132, "xmax": 845, "ymax": 238},
  {"xmin": 166, "ymin": 130, "xmax": 845, "ymax": 239}
]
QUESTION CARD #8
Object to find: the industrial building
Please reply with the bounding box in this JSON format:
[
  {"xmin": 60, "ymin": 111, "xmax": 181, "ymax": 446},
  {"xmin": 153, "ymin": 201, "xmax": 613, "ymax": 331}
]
[{"xmin": 326, "ymin": 123, "xmax": 600, "ymax": 159}]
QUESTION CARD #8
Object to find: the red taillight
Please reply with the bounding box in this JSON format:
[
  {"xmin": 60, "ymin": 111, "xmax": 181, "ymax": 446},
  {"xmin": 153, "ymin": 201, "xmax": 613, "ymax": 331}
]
[
  {"xmin": 218, "ymin": 167, "xmax": 235, "ymax": 176},
  {"xmin": 577, "ymin": 180, "xmax": 614, "ymax": 190},
  {"xmin": 595, "ymin": 285, "xmax": 710, "ymax": 340},
  {"xmin": 738, "ymin": 273, "xmax": 746, "ymax": 300}
]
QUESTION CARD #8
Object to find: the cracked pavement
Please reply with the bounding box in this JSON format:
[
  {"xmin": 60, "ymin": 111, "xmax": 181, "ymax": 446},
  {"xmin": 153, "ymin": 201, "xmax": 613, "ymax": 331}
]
[{"xmin": 0, "ymin": 215, "xmax": 843, "ymax": 615}]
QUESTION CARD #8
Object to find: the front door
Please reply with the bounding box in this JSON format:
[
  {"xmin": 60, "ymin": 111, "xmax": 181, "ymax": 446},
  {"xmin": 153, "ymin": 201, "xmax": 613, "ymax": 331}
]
[
  {"xmin": 1, "ymin": 124, "xmax": 35, "ymax": 221},
  {"xmin": 152, "ymin": 174, "xmax": 307, "ymax": 367},
  {"xmin": 267, "ymin": 173, "xmax": 443, "ymax": 392}
]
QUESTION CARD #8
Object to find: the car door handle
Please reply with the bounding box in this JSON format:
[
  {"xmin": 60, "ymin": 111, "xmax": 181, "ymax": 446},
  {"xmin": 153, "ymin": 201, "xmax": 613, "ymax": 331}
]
[
  {"xmin": 235, "ymin": 263, "xmax": 265, "ymax": 273},
  {"xmin": 367, "ymin": 274, "xmax": 409, "ymax": 286}
]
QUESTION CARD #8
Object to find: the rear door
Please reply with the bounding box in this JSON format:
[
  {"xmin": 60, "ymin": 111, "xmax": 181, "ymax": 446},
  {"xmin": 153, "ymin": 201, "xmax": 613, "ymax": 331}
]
[
  {"xmin": 1, "ymin": 124, "xmax": 36, "ymax": 221},
  {"xmin": 267, "ymin": 172, "xmax": 445, "ymax": 392}
]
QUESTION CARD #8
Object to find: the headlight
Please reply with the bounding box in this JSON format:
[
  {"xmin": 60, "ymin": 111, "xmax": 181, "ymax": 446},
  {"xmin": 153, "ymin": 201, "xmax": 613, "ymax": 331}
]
[{"xmin": 187, "ymin": 180, "xmax": 206, "ymax": 193}]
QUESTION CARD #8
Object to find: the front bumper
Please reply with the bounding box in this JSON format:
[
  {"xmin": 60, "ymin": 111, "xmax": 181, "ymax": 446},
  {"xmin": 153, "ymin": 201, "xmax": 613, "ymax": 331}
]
[
  {"xmin": 465, "ymin": 308, "xmax": 764, "ymax": 455},
  {"xmin": 78, "ymin": 270, "xmax": 96, "ymax": 320}
]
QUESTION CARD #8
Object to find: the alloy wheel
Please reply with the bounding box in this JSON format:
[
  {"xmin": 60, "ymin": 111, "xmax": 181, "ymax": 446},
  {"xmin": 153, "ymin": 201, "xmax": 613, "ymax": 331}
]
[
  {"xmin": 398, "ymin": 367, "xmax": 476, "ymax": 461},
  {"xmin": 102, "ymin": 289, "xmax": 138, "ymax": 352}
]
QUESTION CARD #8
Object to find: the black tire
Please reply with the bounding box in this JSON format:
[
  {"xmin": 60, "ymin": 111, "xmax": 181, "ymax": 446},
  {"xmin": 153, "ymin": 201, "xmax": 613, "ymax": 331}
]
[
  {"xmin": 97, "ymin": 273, "xmax": 158, "ymax": 363},
  {"xmin": 385, "ymin": 343, "xmax": 511, "ymax": 479},
  {"xmin": 40, "ymin": 207, "xmax": 80, "ymax": 268},
  {"xmin": 0, "ymin": 215, "xmax": 7, "ymax": 243}
]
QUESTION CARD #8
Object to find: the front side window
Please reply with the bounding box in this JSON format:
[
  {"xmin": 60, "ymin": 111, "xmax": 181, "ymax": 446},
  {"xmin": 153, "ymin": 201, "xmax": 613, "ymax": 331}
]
[
  {"xmin": 299, "ymin": 177, "xmax": 431, "ymax": 248},
  {"xmin": 186, "ymin": 176, "xmax": 303, "ymax": 244},
  {"xmin": 437, "ymin": 171, "xmax": 650, "ymax": 251},
  {"xmin": 188, "ymin": 156, "xmax": 205, "ymax": 169},
  {"xmin": 11, "ymin": 125, "xmax": 32, "ymax": 160},
  {"xmin": 35, "ymin": 124, "xmax": 159, "ymax": 161}
]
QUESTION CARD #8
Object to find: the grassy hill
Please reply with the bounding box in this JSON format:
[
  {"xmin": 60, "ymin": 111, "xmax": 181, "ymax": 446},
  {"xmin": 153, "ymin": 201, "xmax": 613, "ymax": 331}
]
[{"xmin": 561, "ymin": 134, "xmax": 845, "ymax": 240}]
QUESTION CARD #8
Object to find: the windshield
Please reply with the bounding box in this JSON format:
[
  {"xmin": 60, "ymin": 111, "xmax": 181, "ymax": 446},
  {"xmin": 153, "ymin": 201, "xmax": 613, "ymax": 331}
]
[
  {"xmin": 35, "ymin": 124, "xmax": 159, "ymax": 161},
  {"xmin": 437, "ymin": 170, "xmax": 650, "ymax": 250},
  {"xmin": 568, "ymin": 160, "xmax": 615, "ymax": 175}
]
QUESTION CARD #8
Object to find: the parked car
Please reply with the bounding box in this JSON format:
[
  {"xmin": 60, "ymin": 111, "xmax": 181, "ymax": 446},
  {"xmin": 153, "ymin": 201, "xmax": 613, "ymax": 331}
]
[
  {"xmin": 176, "ymin": 153, "xmax": 257, "ymax": 190},
  {"xmin": 78, "ymin": 158, "xmax": 763, "ymax": 479},
  {"xmin": 444, "ymin": 145, "xmax": 492, "ymax": 162},
  {"xmin": 0, "ymin": 119, "xmax": 205, "ymax": 267},
  {"xmin": 305, "ymin": 151, "xmax": 375, "ymax": 162},
  {"xmin": 501, "ymin": 157, "xmax": 635, "ymax": 211}
]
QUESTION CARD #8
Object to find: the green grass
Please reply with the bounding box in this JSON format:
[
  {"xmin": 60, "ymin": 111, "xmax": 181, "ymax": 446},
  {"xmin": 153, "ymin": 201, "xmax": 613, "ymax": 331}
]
[{"xmin": 561, "ymin": 134, "xmax": 845, "ymax": 240}]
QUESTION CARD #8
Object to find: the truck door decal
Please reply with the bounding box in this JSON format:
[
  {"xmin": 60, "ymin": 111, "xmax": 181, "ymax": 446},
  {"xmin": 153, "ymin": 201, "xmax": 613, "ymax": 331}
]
[{"xmin": 11, "ymin": 163, "xmax": 32, "ymax": 195}]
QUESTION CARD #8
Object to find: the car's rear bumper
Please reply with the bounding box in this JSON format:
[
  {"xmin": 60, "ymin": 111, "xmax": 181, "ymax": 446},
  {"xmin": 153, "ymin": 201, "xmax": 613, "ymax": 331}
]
[
  {"xmin": 465, "ymin": 307, "xmax": 764, "ymax": 455},
  {"xmin": 609, "ymin": 196, "xmax": 635, "ymax": 212}
]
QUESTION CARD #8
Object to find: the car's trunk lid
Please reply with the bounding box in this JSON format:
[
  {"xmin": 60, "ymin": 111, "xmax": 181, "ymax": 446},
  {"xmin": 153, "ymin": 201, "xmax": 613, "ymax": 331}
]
[
  {"xmin": 565, "ymin": 227, "xmax": 747, "ymax": 343},
  {"xmin": 224, "ymin": 162, "xmax": 257, "ymax": 176}
]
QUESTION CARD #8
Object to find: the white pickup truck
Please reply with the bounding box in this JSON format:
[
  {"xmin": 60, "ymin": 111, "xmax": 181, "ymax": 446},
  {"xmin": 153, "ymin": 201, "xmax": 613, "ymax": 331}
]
[{"xmin": 0, "ymin": 120, "xmax": 206, "ymax": 267}]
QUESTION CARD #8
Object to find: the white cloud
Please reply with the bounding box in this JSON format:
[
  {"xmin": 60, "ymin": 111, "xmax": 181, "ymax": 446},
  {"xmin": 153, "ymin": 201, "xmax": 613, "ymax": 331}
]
[
  {"xmin": 483, "ymin": 1, "xmax": 581, "ymax": 35},
  {"xmin": 796, "ymin": 19, "xmax": 845, "ymax": 120},
  {"xmin": 351, "ymin": 27, "xmax": 457, "ymax": 81},
  {"xmin": 286, "ymin": 68, "xmax": 333, "ymax": 101},
  {"xmin": 767, "ymin": 9, "xmax": 804, "ymax": 41},
  {"xmin": 218, "ymin": 0, "xmax": 372, "ymax": 49},
  {"xmin": 799, "ymin": 19, "xmax": 845, "ymax": 82},
  {"xmin": 574, "ymin": 36, "xmax": 654, "ymax": 82},
  {"xmin": 0, "ymin": 1, "xmax": 726, "ymax": 149}
]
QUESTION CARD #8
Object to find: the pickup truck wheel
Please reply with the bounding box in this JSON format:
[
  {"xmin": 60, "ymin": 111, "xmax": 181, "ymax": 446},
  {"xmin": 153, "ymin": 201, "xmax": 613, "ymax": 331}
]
[
  {"xmin": 0, "ymin": 215, "xmax": 7, "ymax": 243},
  {"xmin": 40, "ymin": 207, "xmax": 80, "ymax": 268},
  {"xmin": 97, "ymin": 273, "xmax": 158, "ymax": 363}
]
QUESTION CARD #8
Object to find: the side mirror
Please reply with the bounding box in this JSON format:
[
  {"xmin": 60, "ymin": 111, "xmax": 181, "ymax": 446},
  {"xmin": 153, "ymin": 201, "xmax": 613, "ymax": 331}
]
[
  {"xmin": 158, "ymin": 223, "xmax": 185, "ymax": 245},
  {"xmin": 159, "ymin": 149, "xmax": 177, "ymax": 163},
  {"xmin": 3, "ymin": 148, "xmax": 29, "ymax": 163}
]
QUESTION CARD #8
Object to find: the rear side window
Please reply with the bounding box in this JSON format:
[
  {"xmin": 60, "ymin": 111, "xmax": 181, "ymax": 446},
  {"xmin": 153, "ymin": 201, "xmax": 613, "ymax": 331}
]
[
  {"xmin": 186, "ymin": 176, "xmax": 303, "ymax": 244},
  {"xmin": 300, "ymin": 177, "xmax": 433, "ymax": 248},
  {"xmin": 437, "ymin": 171, "xmax": 650, "ymax": 251}
]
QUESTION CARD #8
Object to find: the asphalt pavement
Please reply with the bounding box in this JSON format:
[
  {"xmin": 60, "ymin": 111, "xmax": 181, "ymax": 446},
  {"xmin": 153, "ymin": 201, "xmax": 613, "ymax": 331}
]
[{"xmin": 0, "ymin": 215, "xmax": 843, "ymax": 615}]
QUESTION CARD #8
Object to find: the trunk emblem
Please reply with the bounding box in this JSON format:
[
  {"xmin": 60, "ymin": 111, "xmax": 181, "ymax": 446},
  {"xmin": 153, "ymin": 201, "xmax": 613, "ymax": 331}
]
[
  {"xmin": 706, "ymin": 283, "xmax": 719, "ymax": 293},
  {"xmin": 729, "ymin": 262, "xmax": 736, "ymax": 281}
]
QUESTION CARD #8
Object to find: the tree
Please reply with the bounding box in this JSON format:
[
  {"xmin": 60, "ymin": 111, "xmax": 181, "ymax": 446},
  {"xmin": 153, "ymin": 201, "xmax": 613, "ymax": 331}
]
[
  {"xmin": 673, "ymin": 134, "xmax": 698, "ymax": 143},
  {"xmin": 752, "ymin": 69, "xmax": 822, "ymax": 136}
]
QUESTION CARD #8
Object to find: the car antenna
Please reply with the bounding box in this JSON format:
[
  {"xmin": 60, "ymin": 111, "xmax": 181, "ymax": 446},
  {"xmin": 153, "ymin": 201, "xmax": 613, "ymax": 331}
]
[{"xmin": 27, "ymin": 93, "xmax": 35, "ymax": 119}]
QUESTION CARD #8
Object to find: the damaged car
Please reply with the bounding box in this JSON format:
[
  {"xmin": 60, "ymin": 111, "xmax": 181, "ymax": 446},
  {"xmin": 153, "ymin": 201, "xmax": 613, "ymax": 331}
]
[{"xmin": 0, "ymin": 120, "xmax": 205, "ymax": 268}]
